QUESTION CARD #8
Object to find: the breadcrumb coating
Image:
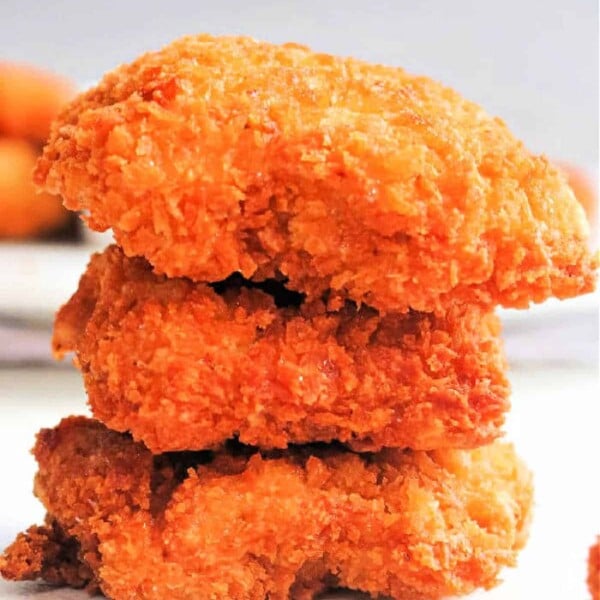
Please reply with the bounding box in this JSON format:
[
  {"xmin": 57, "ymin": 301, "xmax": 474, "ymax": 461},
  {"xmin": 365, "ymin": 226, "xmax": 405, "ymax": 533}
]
[
  {"xmin": 0, "ymin": 417, "xmax": 533, "ymax": 599},
  {"xmin": 0, "ymin": 519, "xmax": 97, "ymax": 592},
  {"xmin": 0, "ymin": 138, "xmax": 68, "ymax": 238},
  {"xmin": 0, "ymin": 62, "xmax": 74, "ymax": 142},
  {"xmin": 53, "ymin": 245, "xmax": 509, "ymax": 453},
  {"xmin": 35, "ymin": 34, "xmax": 596, "ymax": 313},
  {"xmin": 590, "ymin": 537, "xmax": 600, "ymax": 600}
]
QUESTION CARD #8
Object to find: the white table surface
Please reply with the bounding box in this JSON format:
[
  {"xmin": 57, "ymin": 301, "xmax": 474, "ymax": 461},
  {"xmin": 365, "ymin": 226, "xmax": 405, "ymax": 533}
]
[{"xmin": 0, "ymin": 359, "xmax": 598, "ymax": 599}]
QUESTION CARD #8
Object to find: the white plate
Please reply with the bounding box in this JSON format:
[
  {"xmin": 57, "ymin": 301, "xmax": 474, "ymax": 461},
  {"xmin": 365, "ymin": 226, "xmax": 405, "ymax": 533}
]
[
  {"xmin": 0, "ymin": 243, "xmax": 94, "ymax": 323},
  {"xmin": 0, "ymin": 229, "xmax": 112, "ymax": 323}
]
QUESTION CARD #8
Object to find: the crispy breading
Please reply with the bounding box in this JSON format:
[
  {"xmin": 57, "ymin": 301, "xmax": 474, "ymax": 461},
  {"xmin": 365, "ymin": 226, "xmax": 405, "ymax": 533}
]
[
  {"xmin": 0, "ymin": 138, "xmax": 68, "ymax": 238},
  {"xmin": 0, "ymin": 417, "xmax": 533, "ymax": 599},
  {"xmin": 35, "ymin": 35, "xmax": 596, "ymax": 313},
  {"xmin": 0, "ymin": 519, "xmax": 97, "ymax": 592},
  {"xmin": 590, "ymin": 537, "xmax": 600, "ymax": 600},
  {"xmin": 53, "ymin": 245, "xmax": 509, "ymax": 453},
  {"xmin": 0, "ymin": 62, "xmax": 74, "ymax": 142}
]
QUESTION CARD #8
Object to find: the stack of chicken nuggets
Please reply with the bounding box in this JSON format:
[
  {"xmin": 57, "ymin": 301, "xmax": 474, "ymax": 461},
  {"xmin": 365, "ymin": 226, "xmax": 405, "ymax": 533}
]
[{"xmin": 1, "ymin": 36, "xmax": 597, "ymax": 600}]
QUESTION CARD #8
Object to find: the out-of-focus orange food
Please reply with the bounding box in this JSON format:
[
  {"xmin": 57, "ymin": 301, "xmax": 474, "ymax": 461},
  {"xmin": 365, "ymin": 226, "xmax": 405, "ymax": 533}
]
[
  {"xmin": 558, "ymin": 163, "xmax": 598, "ymax": 226},
  {"xmin": 35, "ymin": 34, "xmax": 597, "ymax": 313},
  {"xmin": 0, "ymin": 417, "xmax": 534, "ymax": 600},
  {"xmin": 0, "ymin": 139, "xmax": 68, "ymax": 238},
  {"xmin": 0, "ymin": 62, "xmax": 74, "ymax": 239},
  {"xmin": 590, "ymin": 537, "xmax": 600, "ymax": 600},
  {"xmin": 0, "ymin": 62, "xmax": 74, "ymax": 142}
]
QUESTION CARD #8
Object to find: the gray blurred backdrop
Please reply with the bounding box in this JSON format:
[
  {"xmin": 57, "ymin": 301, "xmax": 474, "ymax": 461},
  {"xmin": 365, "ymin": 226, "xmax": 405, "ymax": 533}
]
[{"xmin": 1, "ymin": 0, "xmax": 597, "ymax": 168}]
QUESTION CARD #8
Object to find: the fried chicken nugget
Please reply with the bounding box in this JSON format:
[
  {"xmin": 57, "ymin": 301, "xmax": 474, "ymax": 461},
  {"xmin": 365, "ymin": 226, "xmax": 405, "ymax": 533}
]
[
  {"xmin": 590, "ymin": 537, "xmax": 600, "ymax": 600},
  {"xmin": 35, "ymin": 35, "xmax": 596, "ymax": 313},
  {"xmin": 0, "ymin": 62, "xmax": 74, "ymax": 142},
  {"xmin": 53, "ymin": 245, "xmax": 509, "ymax": 453},
  {"xmin": 0, "ymin": 138, "xmax": 68, "ymax": 238},
  {"xmin": 0, "ymin": 417, "xmax": 533, "ymax": 599}
]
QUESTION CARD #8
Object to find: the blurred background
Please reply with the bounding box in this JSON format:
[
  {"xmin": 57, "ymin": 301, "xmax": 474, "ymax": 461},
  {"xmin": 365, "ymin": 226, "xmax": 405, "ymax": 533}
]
[{"xmin": 0, "ymin": 1, "xmax": 598, "ymax": 599}]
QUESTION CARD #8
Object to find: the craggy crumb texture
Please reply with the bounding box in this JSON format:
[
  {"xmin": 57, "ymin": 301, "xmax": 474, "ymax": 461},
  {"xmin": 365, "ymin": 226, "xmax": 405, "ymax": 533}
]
[
  {"xmin": 35, "ymin": 35, "xmax": 596, "ymax": 313},
  {"xmin": 590, "ymin": 537, "xmax": 600, "ymax": 600},
  {"xmin": 0, "ymin": 417, "xmax": 533, "ymax": 600},
  {"xmin": 53, "ymin": 245, "xmax": 509, "ymax": 453},
  {"xmin": 0, "ymin": 519, "xmax": 98, "ymax": 592}
]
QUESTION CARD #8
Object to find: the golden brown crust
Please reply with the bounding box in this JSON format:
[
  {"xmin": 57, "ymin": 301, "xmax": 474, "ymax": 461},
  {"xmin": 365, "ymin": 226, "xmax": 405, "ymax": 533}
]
[
  {"xmin": 0, "ymin": 519, "xmax": 98, "ymax": 592},
  {"xmin": 0, "ymin": 139, "xmax": 68, "ymax": 238},
  {"xmin": 1, "ymin": 417, "xmax": 533, "ymax": 599},
  {"xmin": 0, "ymin": 62, "xmax": 74, "ymax": 142},
  {"xmin": 590, "ymin": 537, "xmax": 600, "ymax": 600},
  {"xmin": 35, "ymin": 34, "xmax": 596, "ymax": 313},
  {"xmin": 53, "ymin": 245, "xmax": 509, "ymax": 453}
]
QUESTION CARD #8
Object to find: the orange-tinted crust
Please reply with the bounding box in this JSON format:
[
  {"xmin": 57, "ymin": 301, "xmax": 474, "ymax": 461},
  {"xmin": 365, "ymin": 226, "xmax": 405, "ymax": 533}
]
[
  {"xmin": 0, "ymin": 62, "xmax": 74, "ymax": 142},
  {"xmin": 0, "ymin": 417, "xmax": 533, "ymax": 599},
  {"xmin": 0, "ymin": 138, "xmax": 68, "ymax": 238},
  {"xmin": 0, "ymin": 518, "xmax": 97, "ymax": 592},
  {"xmin": 53, "ymin": 245, "xmax": 509, "ymax": 453},
  {"xmin": 590, "ymin": 537, "xmax": 600, "ymax": 600},
  {"xmin": 35, "ymin": 35, "xmax": 596, "ymax": 313}
]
